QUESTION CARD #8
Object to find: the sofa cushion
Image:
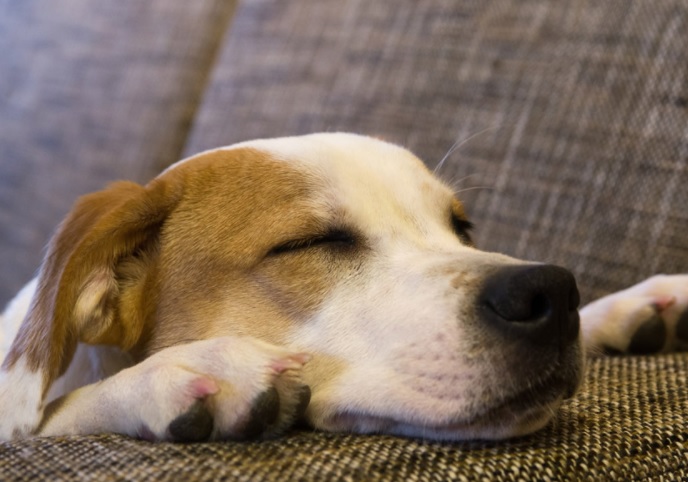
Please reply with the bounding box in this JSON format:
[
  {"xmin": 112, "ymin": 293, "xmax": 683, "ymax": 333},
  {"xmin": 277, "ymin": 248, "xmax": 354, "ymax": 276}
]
[
  {"xmin": 0, "ymin": 0, "xmax": 236, "ymax": 303},
  {"xmin": 2, "ymin": 354, "xmax": 686, "ymax": 480}
]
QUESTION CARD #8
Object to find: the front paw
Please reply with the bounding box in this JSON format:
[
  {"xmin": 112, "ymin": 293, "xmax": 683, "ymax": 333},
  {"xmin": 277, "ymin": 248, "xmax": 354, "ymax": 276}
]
[
  {"xmin": 112, "ymin": 336, "xmax": 311, "ymax": 442},
  {"xmin": 581, "ymin": 274, "xmax": 688, "ymax": 355}
]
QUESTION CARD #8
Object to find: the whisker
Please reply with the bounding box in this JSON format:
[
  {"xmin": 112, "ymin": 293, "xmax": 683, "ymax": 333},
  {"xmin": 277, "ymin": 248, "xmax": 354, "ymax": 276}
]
[
  {"xmin": 433, "ymin": 124, "xmax": 502, "ymax": 175},
  {"xmin": 454, "ymin": 185, "xmax": 494, "ymax": 195},
  {"xmin": 445, "ymin": 173, "xmax": 488, "ymax": 193},
  {"xmin": 448, "ymin": 172, "xmax": 479, "ymax": 187},
  {"xmin": 433, "ymin": 138, "xmax": 464, "ymax": 176}
]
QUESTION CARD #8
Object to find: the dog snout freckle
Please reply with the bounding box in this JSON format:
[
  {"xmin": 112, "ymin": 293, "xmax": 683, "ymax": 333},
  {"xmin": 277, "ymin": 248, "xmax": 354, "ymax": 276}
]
[{"xmin": 450, "ymin": 272, "xmax": 472, "ymax": 290}]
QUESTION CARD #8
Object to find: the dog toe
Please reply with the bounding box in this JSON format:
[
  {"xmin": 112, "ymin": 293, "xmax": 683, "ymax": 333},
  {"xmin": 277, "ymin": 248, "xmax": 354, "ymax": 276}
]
[
  {"xmin": 628, "ymin": 314, "xmax": 666, "ymax": 354},
  {"xmin": 294, "ymin": 384, "xmax": 311, "ymax": 418},
  {"xmin": 675, "ymin": 309, "xmax": 688, "ymax": 345},
  {"xmin": 239, "ymin": 386, "xmax": 281, "ymax": 440},
  {"xmin": 168, "ymin": 400, "xmax": 214, "ymax": 442}
]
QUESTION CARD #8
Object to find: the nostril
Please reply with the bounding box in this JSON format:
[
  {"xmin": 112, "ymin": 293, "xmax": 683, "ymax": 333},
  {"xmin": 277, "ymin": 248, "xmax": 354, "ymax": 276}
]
[
  {"xmin": 530, "ymin": 293, "xmax": 552, "ymax": 321},
  {"xmin": 484, "ymin": 291, "xmax": 551, "ymax": 322}
]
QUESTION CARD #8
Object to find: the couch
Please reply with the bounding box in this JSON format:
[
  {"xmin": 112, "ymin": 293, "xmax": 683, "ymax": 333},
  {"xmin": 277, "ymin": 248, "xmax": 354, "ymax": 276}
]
[{"xmin": 1, "ymin": 0, "xmax": 687, "ymax": 480}]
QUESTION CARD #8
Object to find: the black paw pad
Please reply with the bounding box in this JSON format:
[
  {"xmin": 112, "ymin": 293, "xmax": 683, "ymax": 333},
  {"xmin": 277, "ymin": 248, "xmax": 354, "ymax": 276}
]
[
  {"xmin": 676, "ymin": 309, "xmax": 688, "ymax": 344},
  {"xmin": 240, "ymin": 386, "xmax": 281, "ymax": 440},
  {"xmin": 628, "ymin": 314, "xmax": 666, "ymax": 354},
  {"xmin": 168, "ymin": 400, "xmax": 214, "ymax": 442}
]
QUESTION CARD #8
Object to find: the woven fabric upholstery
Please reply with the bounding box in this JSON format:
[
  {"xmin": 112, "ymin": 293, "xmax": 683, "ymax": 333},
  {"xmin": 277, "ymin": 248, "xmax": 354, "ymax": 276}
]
[
  {"xmin": 2, "ymin": 354, "xmax": 687, "ymax": 481},
  {"xmin": 0, "ymin": 0, "xmax": 236, "ymax": 303},
  {"xmin": 186, "ymin": 0, "xmax": 688, "ymax": 304}
]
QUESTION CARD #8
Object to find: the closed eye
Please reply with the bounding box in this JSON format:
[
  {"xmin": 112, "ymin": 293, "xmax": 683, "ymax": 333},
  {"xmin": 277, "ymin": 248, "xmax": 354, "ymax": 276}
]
[
  {"xmin": 269, "ymin": 229, "xmax": 357, "ymax": 255},
  {"xmin": 451, "ymin": 215, "xmax": 474, "ymax": 245}
]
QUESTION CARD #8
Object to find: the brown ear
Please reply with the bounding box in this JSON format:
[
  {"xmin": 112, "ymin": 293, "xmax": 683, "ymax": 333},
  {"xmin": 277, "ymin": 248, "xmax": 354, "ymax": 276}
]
[{"xmin": 2, "ymin": 174, "xmax": 183, "ymax": 394}]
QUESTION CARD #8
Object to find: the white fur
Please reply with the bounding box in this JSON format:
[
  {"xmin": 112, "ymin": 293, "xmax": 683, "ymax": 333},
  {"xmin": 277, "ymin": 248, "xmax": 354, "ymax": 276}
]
[
  {"xmin": 38, "ymin": 337, "xmax": 309, "ymax": 440},
  {"xmin": 0, "ymin": 277, "xmax": 37, "ymax": 361},
  {"xmin": 0, "ymin": 279, "xmax": 44, "ymax": 440},
  {"xmin": 0, "ymin": 358, "xmax": 44, "ymax": 440}
]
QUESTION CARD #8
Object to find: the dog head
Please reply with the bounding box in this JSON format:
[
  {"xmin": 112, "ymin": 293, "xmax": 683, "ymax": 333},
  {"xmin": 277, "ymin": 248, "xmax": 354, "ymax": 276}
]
[{"xmin": 7, "ymin": 133, "xmax": 583, "ymax": 440}]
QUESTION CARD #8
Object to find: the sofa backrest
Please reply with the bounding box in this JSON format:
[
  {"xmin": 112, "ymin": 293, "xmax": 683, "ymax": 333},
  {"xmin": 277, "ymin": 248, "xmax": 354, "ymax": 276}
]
[
  {"xmin": 186, "ymin": 0, "xmax": 688, "ymax": 303},
  {"xmin": 1, "ymin": 0, "xmax": 686, "ymax": 304}
]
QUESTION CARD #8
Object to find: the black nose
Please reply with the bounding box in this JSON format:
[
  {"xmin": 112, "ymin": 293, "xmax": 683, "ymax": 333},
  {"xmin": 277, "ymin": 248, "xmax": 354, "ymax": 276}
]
[{"xmin": 478, "ymin": 264, "xmax": 580, "ymax": 347}]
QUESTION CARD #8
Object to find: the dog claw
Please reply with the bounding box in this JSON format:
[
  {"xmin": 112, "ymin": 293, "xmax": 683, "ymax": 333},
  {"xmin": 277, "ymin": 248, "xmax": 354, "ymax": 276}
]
[
  {"xmin": 239, "ymin": 386, "xmax": 281, "ymax": 440},
  {"xmin": 270, "ymin": 352, "xmax": 311, "ymax": 373}
]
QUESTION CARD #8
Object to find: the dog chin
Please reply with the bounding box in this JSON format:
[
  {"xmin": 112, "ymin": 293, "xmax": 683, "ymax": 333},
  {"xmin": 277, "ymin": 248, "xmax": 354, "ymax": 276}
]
[
  {"xmin": 315, "ymin": 402, "xmax": 560, "ymax": 441},
  {"xmin": 395, "ymin": 402, "xmax": 561, "ymax": 441},
  {"xmin": 311, "ymin": 372, "xmax": 579, "ymax": 441}
]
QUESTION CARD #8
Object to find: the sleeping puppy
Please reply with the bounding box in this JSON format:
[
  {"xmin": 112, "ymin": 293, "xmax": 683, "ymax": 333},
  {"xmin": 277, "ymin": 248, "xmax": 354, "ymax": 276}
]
[{"xmin": 0, "ymin": 133, "xmax": 686, "ymax": 442}]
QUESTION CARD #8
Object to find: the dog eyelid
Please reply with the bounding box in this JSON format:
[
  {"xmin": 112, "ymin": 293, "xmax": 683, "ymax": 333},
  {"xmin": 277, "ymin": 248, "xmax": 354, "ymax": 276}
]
[
  {"xmin": 269, "ymin": 229, "xmax": 357, "ymax": 256},
  {"xmin": 451, "ymin": 214, "xmax": 474, "ymax": 245}
]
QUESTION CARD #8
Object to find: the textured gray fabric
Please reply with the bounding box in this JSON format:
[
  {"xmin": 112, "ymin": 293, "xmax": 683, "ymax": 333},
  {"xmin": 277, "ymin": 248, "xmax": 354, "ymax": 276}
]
[
  {"xmin": 2, "ymin": 354, "xmax": 687, "ymax": 481},
  {"xmin": 0, "ymin": 0, "xmax": 237, "ymax": 303},
  {"xmin": 186, "ymin": 0, "xmax": 688, "ymax": 304}
]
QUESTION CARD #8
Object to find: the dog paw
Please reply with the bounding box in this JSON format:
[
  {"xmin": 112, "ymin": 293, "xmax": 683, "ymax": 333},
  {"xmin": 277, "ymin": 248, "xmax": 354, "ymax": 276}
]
[
  {"xmin": 580, "ymin": 275, "xmax": 688, "ymax": 356},
  {"xmin": 110, "ymin": 336, "xmax": 311, "ymax": 442}
]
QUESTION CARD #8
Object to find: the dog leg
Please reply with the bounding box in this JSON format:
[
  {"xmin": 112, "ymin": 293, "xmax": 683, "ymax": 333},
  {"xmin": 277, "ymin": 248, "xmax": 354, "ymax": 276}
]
[
  {"xmin": 37, "ymin": 336, "xmax": 311, "ymax": 442},
  {"xmin": 580, "ymin": 274, "xmax": 688, "ymax": 355}
]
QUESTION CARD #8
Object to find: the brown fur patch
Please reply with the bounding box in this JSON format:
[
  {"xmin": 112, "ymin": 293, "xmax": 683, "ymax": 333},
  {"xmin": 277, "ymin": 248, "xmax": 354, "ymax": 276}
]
[
  {"xmin": 136, "ymin": 148, "xmax": 353, "ymax": 355},
  {"xmin": 5, "ymin": 146, "xmax": 358, "ymax": 394},
  {"xmin": 451, "ymin": 198, "xmax": 467, "ymax": 222}
]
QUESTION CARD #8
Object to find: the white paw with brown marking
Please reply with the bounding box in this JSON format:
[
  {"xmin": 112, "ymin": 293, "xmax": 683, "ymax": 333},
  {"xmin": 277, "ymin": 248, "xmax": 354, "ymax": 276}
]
[
  {"xmin": 581, "ymin": 275, "xmax": 688, "ymax": 355},
  {"xmin": 40, "ymin": 336, "xmax": 311, "ymax": 442}
]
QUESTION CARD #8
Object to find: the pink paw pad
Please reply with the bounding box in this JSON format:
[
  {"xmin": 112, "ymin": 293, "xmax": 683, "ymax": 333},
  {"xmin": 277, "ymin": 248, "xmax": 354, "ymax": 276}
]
[
  {"xmin": 652, "ymin": 296, "xmax": 677, "ymax": 312},
  {"xmin": 188, "ymin": 377, "xmax": 219, "ymax": 398},
  {"xmin": 270, "ymin": 353, "xmax": 311, "ymax": 374}
]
